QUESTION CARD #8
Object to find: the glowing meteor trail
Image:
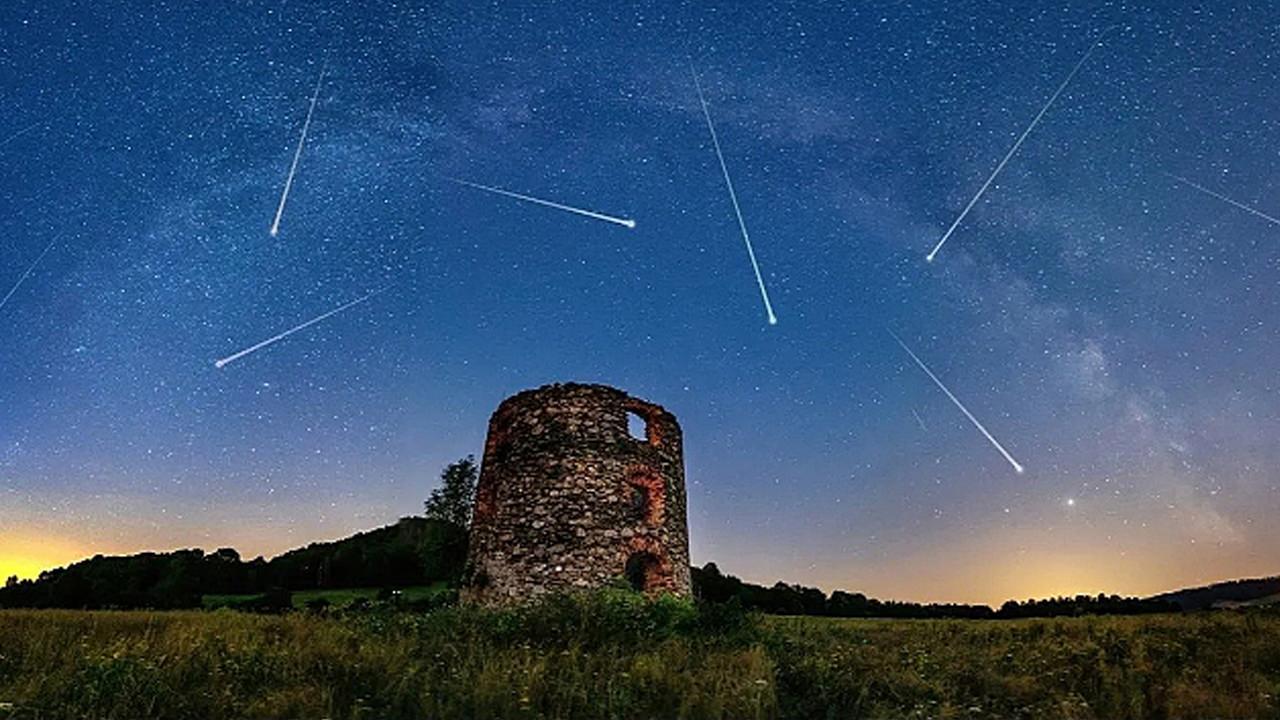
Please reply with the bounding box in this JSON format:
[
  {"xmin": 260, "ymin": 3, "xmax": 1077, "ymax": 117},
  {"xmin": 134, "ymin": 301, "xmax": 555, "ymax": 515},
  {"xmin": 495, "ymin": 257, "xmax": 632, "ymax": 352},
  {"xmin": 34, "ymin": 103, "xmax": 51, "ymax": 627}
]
[
  {"xmin": 214, "ymin": 289, "xmax": 381, "ymax": 369},
  {"xmin": 926, "ymin": 30, "xmax": 1112, "ymax": 262},
  {"xmin": 446, "ymin": 178, "xmax": 635, "ymax": 229},
  {"xmin": 889, "ymin": 331, "xmax": 1025, "ymax": 474},
  {"xmin": 270, "ymin": 66, "xmax": 326, "ymax": 237},
  {"xmin": 1164, "ymin": 173, "xmax": 1280, "ymax": 227},
  {"xmin": 690, "ymin": 64, "xmax": 778, "ymax": 326},
  {"xmin": 447, "ymin": 177, "xmax": 635, "ymax": 228},
  {"xmin": 911, "ymin": 407, "xmax": 928, "ymax": 432},
  {"xmin": 0, "ymin": 237, "xmax": 57, "ymax": 314},
  {"xmin": 0, "ymin": 123, "xmax": 39, "ymax": 149}
]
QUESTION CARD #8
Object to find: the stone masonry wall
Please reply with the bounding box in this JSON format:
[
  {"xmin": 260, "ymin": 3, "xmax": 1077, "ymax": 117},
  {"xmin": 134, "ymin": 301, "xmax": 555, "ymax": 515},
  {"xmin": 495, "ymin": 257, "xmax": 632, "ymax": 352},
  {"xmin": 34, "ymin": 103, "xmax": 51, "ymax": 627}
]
[{"xmin": 462, "ymin": 383, "xmax": 692, "ymax": 604}]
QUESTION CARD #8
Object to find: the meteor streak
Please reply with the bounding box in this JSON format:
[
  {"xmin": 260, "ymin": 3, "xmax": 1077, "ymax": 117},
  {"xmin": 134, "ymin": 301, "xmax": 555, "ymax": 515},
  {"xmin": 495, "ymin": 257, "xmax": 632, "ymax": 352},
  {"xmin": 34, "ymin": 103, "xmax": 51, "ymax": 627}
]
[
  {"xmin": 214, "ymin": 289, "xmax": 381, "ymax": 369},
  {"xmin": 911, "ymin": 407, "xmax": 928, "ymax": 432},
  {"xmin": 1164, "ymin": 172, "xmax": 1280, "ymax": 227},
  {"xmin": 0, "ymin": 123, "xmax": 39, "ymax": 149},
  {"xmin": 446, "ymin": 177, "xmax": 635, "ymax": 229},
  {"xmin": 926, "ymin": 29, "xmax": 1113, "ymax": 263},
  {"xmin": 270, "ymin": 65, "xmax": 326, "ymax": 237},
  {"xmin": 889, "ymin": 330, "xmax": 1025, "ymax": 474},
  {"xmin": 0, "ymin": 237, "xmax": 57, "ymax": 315},
  {"xmin": 690, "ymin": 64, "xmax": 778, "ymax": 326}
]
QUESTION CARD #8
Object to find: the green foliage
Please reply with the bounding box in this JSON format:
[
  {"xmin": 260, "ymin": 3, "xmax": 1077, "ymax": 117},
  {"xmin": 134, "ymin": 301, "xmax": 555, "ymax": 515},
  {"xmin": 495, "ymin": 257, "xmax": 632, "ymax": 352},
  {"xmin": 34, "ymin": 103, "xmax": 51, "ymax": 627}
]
[
  {"xmin": 201, "ymin": 583, "xmax": 450, "ymax": 611},
  {"xmin": 475, "ymin": 588, "xmax": 709, "ymax": 649},
  {"xmin": 269, "ymin": 516, "xmax": 450, "ymax": 591},
  {"xmin": 0, "ymin": 591, "xmax": 772, "ymax": 720},
  {"xmin": 761, "ymin": 612, "xmax": 1280, "ymax": 719},
  {"xmin": 424, "ymin": 456, "xmax": 478, "ymax": 528},
  {"xmin": 2, "ymin": 594, "xmax": 1277, "ymax": 719},
  {"xmin": 419, "ymin": 518, "xmax": 468, "ymax": 586}
]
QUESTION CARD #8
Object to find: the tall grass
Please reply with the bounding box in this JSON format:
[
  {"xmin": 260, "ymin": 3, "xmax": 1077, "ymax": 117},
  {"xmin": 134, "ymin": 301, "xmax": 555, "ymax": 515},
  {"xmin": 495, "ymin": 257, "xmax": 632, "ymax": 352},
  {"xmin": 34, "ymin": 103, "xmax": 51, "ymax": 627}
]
[
  {"xmin": 764, "ymin": 613, "xmax": 1280, "ymax": 719},
  {"xmin": 1, "ymin": 593, "xmax": 1278, "ymax": 719}
]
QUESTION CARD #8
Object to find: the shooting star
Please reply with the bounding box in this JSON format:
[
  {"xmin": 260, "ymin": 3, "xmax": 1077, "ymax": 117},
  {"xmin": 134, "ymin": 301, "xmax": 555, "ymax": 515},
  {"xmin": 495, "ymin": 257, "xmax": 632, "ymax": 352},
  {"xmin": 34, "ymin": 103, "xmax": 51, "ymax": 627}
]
[
  {"xmin": 214, "ymin": 289, "xmax": 382, "ymax": 369},
  {"xmin": 910, "ymin": 407, "xmax": 928, "ymax": 432},
  {"xmin": 0, "ymin": 237, "xmax": 57, "ymax": 314},
  {"xmin": 0, "ymin": 123, "xmax": 40, "ymax": 149},
  {"xmin": 927, "ymin": 29, "xmax": 1113, "ymax": 263},
  {"xmin": 1164, "ymin": 173, "xmax": 1280, "ymax": 227},
  {"xmin": 889, "ymin": 330, "xmax": 1025, "ymax": 474},
  {"xmin": 690, "ymin": 64, "xmax": 778, "ymax": 326},
  {"xmin": 446, "ymin": 177, "xmax": 635, "ymax": 229},
  {"xmin": 269, "ymin": 65, "xmax": 326, "ymax": 237}
]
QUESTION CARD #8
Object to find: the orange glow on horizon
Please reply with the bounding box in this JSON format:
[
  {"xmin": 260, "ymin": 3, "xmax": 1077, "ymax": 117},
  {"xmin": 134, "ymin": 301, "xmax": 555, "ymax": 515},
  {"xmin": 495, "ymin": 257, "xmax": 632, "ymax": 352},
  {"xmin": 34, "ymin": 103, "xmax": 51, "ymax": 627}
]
[
  {"xmin": 715, "ymin": 517, "xmax": 1275, "ymax": 608},
  {"xmin": 0, "ymin": 533, "xmax": 97, "ymax": 582},
  {"xmin": 6, "ymin": 515, "xmax": 1276, "ymax": 607}
]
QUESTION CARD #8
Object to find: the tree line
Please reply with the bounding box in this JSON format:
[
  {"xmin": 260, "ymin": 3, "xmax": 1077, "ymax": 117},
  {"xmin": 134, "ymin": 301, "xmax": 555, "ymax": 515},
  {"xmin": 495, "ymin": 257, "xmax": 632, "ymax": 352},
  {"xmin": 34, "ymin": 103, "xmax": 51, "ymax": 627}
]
[
  {"xmin": 0, "ymin": 458, "xmax": 479, "ymax": 610},
  {"xmin": 0, "ymin": 517, "xmax": 467, "ymax": 610},
  {"xmin": 2, "ymin": 456, "xmax": 1178, "ymax": 617},
  {"xmin": 692, "ymin": 563, "xmax": 1178, "ymax": 619}
]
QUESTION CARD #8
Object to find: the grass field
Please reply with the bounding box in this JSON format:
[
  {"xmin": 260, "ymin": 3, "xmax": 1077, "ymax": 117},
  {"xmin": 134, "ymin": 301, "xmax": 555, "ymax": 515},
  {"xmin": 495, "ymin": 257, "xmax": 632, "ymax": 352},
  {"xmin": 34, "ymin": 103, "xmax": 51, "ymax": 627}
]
[
  {"xmin": 2, "ymin": 592, "xmax": 1279, "ymax": 719},
  {"xmin": 200, "ymin": 583, "xmax": 449, "ymax": 610}
]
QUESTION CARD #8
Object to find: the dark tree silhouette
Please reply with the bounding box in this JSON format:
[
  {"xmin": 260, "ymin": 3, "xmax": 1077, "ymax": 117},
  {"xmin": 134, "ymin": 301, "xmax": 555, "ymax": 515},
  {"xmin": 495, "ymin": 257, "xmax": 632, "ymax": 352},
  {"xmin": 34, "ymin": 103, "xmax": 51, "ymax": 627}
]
[
  {"xmin": 689, "ymin": 563, "xmax": 1172, "ymax": 619},
  {"xmin": 424, "ymin": 456, "xmax": 478, "ymax": 528}
]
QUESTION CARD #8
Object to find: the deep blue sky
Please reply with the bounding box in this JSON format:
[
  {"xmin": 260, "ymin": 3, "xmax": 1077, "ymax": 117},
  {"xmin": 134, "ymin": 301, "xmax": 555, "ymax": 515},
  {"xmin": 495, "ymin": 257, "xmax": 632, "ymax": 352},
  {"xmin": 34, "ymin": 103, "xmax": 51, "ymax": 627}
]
[{"xmin": 2, "ymin": 1, "xmax": 1278, "ymax": 603}]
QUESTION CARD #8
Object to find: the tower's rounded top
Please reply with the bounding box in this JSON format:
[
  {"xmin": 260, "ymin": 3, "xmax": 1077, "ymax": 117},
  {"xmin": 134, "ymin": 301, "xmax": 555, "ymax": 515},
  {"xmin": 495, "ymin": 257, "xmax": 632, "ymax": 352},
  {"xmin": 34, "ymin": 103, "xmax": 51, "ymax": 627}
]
[
  {"xmin": 496, "ymin": 382, "xmax": 631, "ymax": 408},
  {"xmin": 488, "ymin": 382, "xmax": 680, "ymax": 450}
]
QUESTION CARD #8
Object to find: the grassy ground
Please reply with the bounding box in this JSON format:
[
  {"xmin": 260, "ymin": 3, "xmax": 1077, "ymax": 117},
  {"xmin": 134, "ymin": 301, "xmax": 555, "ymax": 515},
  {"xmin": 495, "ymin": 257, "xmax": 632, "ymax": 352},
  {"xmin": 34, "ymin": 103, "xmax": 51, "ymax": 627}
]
[
  {"xmin": 200, "ymin": 583, "xmax": 448, "ymax": 610},
  {"xmin": 2, "ymin": 593, "xmax": 1279, "ymax": 719}
]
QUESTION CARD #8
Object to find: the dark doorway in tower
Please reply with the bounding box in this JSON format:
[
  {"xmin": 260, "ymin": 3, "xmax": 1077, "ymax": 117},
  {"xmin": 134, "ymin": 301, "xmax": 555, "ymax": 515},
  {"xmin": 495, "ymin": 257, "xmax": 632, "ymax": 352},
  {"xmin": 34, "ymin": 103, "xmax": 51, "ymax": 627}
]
[{"xmin": 624, "ymin": 551, "xmax": 662, "ymax": 592}]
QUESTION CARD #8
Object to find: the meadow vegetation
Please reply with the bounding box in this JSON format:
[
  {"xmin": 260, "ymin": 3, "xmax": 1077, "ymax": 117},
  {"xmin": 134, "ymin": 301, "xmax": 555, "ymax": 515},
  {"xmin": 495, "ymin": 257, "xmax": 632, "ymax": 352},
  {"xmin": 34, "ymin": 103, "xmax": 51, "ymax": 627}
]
[
  {"xmin": 2, "ymin": 590, "xmax": 1279, "ymax": 719},
  {"xmin": 199, "ymin": 583, "xmax": 450, "ymax": 611}
]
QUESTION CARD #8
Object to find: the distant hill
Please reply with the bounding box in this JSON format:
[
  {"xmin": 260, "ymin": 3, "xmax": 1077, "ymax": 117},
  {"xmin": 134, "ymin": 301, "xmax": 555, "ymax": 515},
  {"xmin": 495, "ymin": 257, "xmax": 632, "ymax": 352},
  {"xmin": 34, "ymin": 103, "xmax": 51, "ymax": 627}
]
[
  {"xmin": 0, "ymin": 517, "xmax": 466, "ymax": 610},
  {"xmin": 691, "ymin": 563, "xmax": 1176, "ymax": 619},
  {"xmin": 1210, "ymin": 593, "xmax": 1280, "ymax": 610},
  {"xmin": 267, "ymin": 516, "xmax": 465, "ymax": 591},
  {"xmin": 1151, "ymin": 576, "xmax": 1280, "ymax": 611}
]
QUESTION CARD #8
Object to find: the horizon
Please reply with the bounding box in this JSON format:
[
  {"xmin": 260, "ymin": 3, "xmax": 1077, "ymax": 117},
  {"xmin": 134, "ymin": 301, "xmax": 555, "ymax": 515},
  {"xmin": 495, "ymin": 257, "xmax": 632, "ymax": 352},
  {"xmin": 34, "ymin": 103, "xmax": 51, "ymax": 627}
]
[
  {"xmin": 3, "ymin": 511, "xmax": 1270, "ymax": 608},
  {"xmin": 4, "ymin": 2, "xmax": 1280, "ymax": 608}
]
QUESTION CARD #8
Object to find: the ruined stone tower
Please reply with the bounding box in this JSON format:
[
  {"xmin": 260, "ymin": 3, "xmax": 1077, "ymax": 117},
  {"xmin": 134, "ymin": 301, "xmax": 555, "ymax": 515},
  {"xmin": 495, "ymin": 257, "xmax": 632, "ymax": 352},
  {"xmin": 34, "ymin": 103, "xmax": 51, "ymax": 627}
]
[{"xmin": 462, "ymin": 383, "xmax": 692, "ymax": 604}]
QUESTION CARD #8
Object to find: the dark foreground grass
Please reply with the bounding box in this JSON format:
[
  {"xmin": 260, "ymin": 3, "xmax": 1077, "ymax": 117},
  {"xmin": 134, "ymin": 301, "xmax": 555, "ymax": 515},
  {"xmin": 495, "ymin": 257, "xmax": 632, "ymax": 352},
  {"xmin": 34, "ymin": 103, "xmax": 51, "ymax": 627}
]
[{"xmin": 2, "ymin": 592, "xmax": 1279, "ymax": 719}]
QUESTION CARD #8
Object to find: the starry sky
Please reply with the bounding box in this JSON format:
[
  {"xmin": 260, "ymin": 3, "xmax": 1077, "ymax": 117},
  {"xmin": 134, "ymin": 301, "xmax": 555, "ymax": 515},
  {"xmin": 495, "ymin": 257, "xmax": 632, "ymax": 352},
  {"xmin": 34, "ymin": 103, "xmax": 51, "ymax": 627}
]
[{"xmin": 2, "ymin": 1, "xmax": 1279, "ymax": 605}]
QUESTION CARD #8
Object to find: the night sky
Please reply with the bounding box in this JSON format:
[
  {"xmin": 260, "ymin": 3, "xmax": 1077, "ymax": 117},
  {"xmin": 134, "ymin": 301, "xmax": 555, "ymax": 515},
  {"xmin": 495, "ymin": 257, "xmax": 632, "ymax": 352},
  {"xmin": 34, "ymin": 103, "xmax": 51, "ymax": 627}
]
[{"xmin": 3, "ymin": 1, "xmax": 1279, "ymax": 605}]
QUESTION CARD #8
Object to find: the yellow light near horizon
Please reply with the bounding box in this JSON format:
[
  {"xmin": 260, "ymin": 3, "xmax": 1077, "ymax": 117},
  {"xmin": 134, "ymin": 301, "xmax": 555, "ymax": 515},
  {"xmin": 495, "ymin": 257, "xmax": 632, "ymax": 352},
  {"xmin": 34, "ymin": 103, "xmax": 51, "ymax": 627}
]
[
  {"xmin": 0, "ymin": 557, "xmax": 53, "ymax": 582},
  {"xmin": 791, "ymin": 523, "xmax": 1190, "ymax": 607},
  {"xmin": 0, "ymin": 534, "xmax": 92, "ymax": 582}
]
